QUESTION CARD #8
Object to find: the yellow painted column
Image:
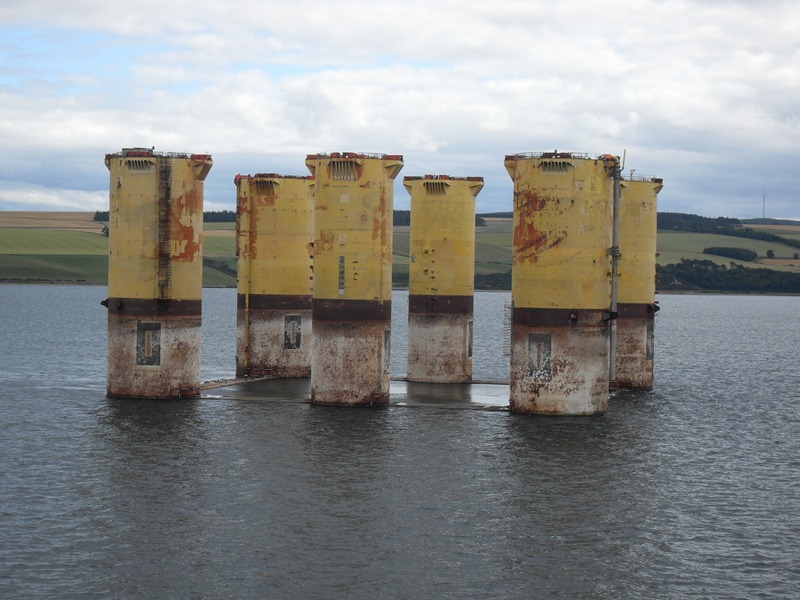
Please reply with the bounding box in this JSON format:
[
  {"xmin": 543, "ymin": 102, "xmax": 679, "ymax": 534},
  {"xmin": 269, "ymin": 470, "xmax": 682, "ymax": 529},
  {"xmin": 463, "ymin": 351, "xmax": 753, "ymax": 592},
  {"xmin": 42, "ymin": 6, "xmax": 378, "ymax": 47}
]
[
  {"xmin": 404, "ymin": 175, "xmax": 483, "ymax": 383},
  {"xmin": 104, "ymin": 148, "xmax": 212, "ymax": 398},
  {"xmin": 614, "ymin": 176, "xmax": 663, "ymax": 389},
  {"xmin": 305, "ymin": 152, "xmax": 403, "ymax": 406},
  {"xmin": 504, "ymin": 152, "xmax": 616, "ymax": 415},
  {"xmin": 235, "ymin": 174, "xmax": 314, "ymax": 377}
]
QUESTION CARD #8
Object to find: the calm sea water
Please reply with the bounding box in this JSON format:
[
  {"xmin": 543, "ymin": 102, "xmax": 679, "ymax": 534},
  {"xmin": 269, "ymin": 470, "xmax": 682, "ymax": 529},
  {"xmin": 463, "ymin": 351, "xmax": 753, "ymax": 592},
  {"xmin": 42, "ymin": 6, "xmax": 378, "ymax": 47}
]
[{"xmin": 1, "ymin": 285, "xmax": 798, "ymax": 599}]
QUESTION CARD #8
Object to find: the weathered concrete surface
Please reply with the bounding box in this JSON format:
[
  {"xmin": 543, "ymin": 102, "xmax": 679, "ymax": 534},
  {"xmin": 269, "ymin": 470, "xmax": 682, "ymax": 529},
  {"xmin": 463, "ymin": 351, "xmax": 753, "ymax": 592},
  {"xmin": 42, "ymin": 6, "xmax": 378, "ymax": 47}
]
[
  {"xmin": 509, "ymin": 308, "xmax": 609, "ymax": 415},
  {"xmin": 236, "ymin": 307, "xmax": 312, "ymax": 378},
  {"xmin": 107, "ymin": 312, "xmax": 201, "ymax": 399},
  {"xmin": 613, "ymin": 304, "xmax": 655, "ymax": 390},
  {"xmin": 407, "ymin": 312, "xmax": 472, "ymax": 383},
  {"xmin": 310, "ymin": 318, "xmax": 391, "ymax": 406}
]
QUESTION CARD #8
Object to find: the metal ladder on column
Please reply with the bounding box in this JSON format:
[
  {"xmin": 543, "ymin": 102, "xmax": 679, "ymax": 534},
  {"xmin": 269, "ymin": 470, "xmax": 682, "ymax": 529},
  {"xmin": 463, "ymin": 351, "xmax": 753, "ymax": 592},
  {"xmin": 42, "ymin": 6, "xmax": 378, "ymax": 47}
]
[{"xmin": 157, "ymin": 158, "xmax": 172, "ymax": 300}]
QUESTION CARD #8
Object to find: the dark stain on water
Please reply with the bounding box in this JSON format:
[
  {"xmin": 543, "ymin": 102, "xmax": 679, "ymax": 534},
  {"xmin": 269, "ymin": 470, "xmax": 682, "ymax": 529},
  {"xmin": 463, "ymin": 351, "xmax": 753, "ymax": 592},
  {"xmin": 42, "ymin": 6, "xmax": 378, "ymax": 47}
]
[{"xmin": 1, "ymin": 285, "xmax": 799, "ymax": 598}]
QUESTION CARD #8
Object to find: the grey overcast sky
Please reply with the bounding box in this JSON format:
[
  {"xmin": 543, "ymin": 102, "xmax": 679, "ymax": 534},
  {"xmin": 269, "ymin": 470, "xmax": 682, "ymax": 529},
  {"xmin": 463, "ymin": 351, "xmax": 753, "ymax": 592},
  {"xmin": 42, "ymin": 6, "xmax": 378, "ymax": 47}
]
[{"xmin": 0, "ymin": 0, "xmax": 798, "ymax": 218}]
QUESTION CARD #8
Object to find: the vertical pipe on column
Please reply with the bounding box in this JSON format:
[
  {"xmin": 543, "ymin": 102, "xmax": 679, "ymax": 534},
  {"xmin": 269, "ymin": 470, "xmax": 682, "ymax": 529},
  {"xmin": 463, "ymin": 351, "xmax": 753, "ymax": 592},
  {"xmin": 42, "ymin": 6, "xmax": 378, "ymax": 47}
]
[
  {"xmin": 609, "ymin": 161, "xmax": 622, "ymax": 382},
  {"xmin": 104, "ymin": 148, "xmax": 212, "ymax": 399},
  {"xmin": 504, "ymin": 151, "xmax": 617, "ymax": 415},
  {"xmin": 305, "ymin": 152, "xmax": 403, "ymax": 406},
  {"xmin": 235, "ymin": 174, "xmax": 314, "ymax": 378},
  {"xmin": 236, "ymin": 175, "xmax": 253, "ymax": 374},
  {"xmin": 613, "ymin": 175, "xmax": 663, "ymax": 389},
  {"xmin": 404, "ymin": 175, "xmax": 483, "ymax": 383}
]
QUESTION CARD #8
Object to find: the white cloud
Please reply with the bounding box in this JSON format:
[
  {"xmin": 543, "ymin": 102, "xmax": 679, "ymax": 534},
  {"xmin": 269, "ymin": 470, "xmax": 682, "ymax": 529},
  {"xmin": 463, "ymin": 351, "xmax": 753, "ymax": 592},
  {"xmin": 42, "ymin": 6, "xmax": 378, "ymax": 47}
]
[
  {"xmin": 0, "ymin": 0, "xmax": 798, "ymax": 218},
  {"xmin": 0, "ymin": 180, "xmax": 107, "ymax": 211}
]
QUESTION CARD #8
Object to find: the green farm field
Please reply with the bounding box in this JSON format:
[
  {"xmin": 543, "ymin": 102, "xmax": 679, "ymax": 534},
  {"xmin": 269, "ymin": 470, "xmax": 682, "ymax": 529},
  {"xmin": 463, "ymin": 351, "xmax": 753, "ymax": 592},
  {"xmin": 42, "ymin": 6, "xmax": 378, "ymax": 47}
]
[
  {"xmin": 0, "ymin": 229, "xmax": 109, "ymax": 255},
  {"xmin": 2, "ymin": 211, "xmax": 799, "ymax": 286},
  {"xmin": 0, "ymin": 212, "xmax": 241, "ymax": 286},
  {"xmin": 744, "ymin": 223, "xmax": 800, "ymax": 243},
  {"xmin": 657, "ymin": 231, "xmax": 800, "ymax": 272}
]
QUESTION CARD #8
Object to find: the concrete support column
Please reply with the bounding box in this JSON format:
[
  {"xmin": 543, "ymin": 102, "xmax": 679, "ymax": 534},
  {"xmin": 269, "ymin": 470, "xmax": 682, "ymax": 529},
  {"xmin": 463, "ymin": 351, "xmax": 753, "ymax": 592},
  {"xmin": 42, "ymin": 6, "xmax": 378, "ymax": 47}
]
[
  {"xmin": 614, "ymin": 177, "xmax": 663, "ymax": 389},
  {"xmin": 509, "ymin": 307, "xmax": 609, "ymax": 415},
  {"xmin": 235, "ymin": 174, "xmax": 314, "ymax": 378},
  {"xmin": 305, "ymin": 152, "xmax": 403, "ymax": 406},
  {"xmin": 104, "ymin": 148, "xmax": 211, "ymax": 399},
  {"xmin": 504, "ymin": 152, "xmax": 616, "ymax": 415},
  {"xmin": 404, "ymin": 175, "xmax": 483, "ymax": 383},
  {"xmin": 615, "ymin": 303, "xmax": 657, "ymax": 390}
]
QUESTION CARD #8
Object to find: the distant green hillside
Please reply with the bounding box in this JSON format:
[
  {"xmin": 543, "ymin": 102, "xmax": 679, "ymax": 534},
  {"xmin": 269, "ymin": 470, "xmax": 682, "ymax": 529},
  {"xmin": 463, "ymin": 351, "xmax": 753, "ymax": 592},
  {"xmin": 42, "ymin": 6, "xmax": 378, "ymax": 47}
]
[
  {"xmin": 0, "ymin": 229, "xmax": 108, "ymax": 255},
  {"xmin": 658, "ymin": 260, "xmax": 800, "ymax": 293},
  {"xmin": 2, "ymin": 211, "xmax": 799, "ymax": 292}
]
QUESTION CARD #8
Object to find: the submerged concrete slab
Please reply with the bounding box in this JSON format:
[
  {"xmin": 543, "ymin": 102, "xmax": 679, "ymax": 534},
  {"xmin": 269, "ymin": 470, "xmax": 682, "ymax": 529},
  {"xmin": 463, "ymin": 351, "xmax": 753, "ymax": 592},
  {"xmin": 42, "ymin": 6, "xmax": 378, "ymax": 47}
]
[{"xmin": 201, "ymin": 377, "xmax": 509, "ymax": 411}]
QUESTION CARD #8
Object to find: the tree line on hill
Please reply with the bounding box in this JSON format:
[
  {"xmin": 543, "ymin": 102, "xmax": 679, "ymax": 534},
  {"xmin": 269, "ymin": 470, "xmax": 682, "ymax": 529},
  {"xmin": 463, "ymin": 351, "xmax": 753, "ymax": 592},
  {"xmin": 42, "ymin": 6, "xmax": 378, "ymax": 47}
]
[
  {"xmin": 743, "ymin": 218, "xmax": 800, "ymax": 226},
  {"xmin": 463, "ymin": 262, "xmax": 800, "ymax": 294},
  {"xmin": 657, "ymin": 212, "xmax": 740, "ymax": 231},
  {"xmin": 656, "ymin": 213, "xmax": 800, "ymax": 292},
  {"xmin": 702, "ymin": 246, "xmax": 758, "ymax": 262},
  {"xmin": 95, "ymin": 210, "xmax": 240, "ymax": 223},
  {"xmin": 658, "ymin": 212, "xmax": 800, "ymax": 251},
  {"xmin": 657, "ymin": 259, "xmax": 800, "ymax": 293},
  {"xmin": 468, "ymin": 260, "xmax": 800, "ymax": 293}
]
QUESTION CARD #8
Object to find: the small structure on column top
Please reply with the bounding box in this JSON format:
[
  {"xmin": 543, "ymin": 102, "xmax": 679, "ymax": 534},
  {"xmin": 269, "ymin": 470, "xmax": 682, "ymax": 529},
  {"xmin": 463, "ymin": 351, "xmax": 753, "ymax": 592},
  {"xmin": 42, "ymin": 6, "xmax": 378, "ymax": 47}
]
[
  {"xmin": 104, "ymin": 147, "xmax": 212, "ymax": 399},
  {"xmin": 613, "ymin": 175, "xmax": 663, "ymax": 389},
  {"xmin": 504, "ymin": 151, "xmax": 617, "ymax": 415},
  {"xmin": 235, "ymin": 173, "xmax": 314, "ymax": 378},
  {"xmin": 305, "ymin": 152, "xmax": 403, "ymax": 406},
  {"xmin": 404, "ymin": 175, "xmax": 483, "ymax": 383}
]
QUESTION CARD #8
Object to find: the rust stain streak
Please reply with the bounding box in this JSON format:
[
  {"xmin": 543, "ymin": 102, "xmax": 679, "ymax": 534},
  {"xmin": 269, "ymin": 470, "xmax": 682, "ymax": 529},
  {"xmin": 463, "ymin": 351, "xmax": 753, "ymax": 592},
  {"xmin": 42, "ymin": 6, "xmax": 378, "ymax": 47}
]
[{"xmin": 171, "ymin": 188, "xmax": 201, "ymax": 262}]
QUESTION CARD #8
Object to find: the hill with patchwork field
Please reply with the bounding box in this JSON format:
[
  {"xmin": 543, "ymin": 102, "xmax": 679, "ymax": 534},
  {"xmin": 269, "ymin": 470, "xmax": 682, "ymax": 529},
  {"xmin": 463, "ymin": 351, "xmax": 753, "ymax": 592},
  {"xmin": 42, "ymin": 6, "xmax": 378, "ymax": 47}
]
[{"xmin": 2, "ymin": 211, "xmax": 800, "ymax": 292}]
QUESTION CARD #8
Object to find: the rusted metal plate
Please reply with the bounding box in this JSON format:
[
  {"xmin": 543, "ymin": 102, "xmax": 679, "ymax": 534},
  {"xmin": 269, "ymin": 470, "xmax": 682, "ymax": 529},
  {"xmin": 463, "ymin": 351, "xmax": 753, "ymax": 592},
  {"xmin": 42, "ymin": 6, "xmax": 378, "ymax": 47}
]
[
  {"xmin": 306, "ymin": 153, "xmax": 400, "ymax": 305},
  {"xmin": 237, "ymin": 293, "xmax": 313, "ymax": 311},
  {"xmin": 405, "ymin": 175, "xmax": 480, "ymax": 299},
  {"xmin": 170, "ymin": 174, "xmax": 202, "ymax": 263},
  {"xmin": 234, "ymin": 174, "xmax": 314, "ymax": 296},
  {"xmin": 509, "ymin": 307, "xmax": 609, "ymax": 415},
  {"xmin": 618, "ymin": 179, "xmax": 660, "ymax": 306},
  {"xmin": 512, "ymin": 306, "xmax": 606, "ymax": 328},
  {"xmin": 408, "ymin": 294, "xmax": 473, "ymax": 315},
  {"xmin": 511, "ymin": 192, "xmax": 568, "ymax": 264},
  {"xmin": 313, "ymin": 298, "xmax": 391, "ymax": 322},
  {"xmin": 104, "ymin": 297, "xmax": 202, "ymax": 317},
  {"xmin": 505, "ymin": 155, "xmax": 613, "ymax": 311},
  {"xmin": 105, "ymin": 149, "xmax": 209, "ymax": 400},
  {"xmin": 617, "ymin": 302, "xmax": 658, "ymax": 318},
  {"xmin": 310, "ymin": 318, "xmax": 390, "ymax": 406},
  {"xmin": 407, "ymin": 313, "xmax": 472, "ymax": 383}
]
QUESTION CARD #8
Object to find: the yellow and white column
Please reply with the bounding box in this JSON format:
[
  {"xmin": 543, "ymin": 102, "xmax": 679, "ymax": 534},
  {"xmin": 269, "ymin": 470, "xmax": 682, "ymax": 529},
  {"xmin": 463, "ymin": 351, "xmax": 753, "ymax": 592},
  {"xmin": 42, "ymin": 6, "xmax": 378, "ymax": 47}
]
[
  {"xmin": 104, "ymin": 148, "xmax": 212, "ymax": 398},
  {"xmin": 614, "ymin": 176, "xmax": 663, "ymax": 389},
  {"xmin": 404, "ymin": 175, "xmax": 483, "ymax": 383},
  {"xmin": 305, "ymin": 152, "xmax": 403, "ymax": 406},
  {"xmin": 235, "ymin": 173, "xmax": 314, "ymax": 378},
  {"xmin": 504, "ymin": 152, "xmax": 617, "ymax": 415}
]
